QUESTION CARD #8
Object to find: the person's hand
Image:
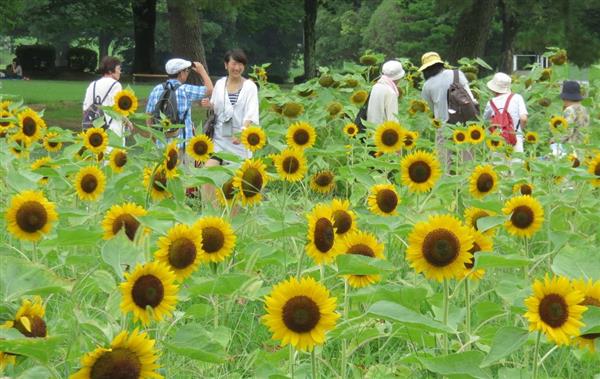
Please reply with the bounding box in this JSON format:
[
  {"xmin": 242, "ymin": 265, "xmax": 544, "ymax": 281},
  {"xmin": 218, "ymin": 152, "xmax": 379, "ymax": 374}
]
[
  {"xmin": 193, "ymin": 62, "xmax": 206, "ymax": 73},
  {"xmin": 232, "ymin": 136, "xmax": 241, "ymax": 145},
  {"xmin": 201, "ymin": 98, "xmax": 212, "ymax": 109}
]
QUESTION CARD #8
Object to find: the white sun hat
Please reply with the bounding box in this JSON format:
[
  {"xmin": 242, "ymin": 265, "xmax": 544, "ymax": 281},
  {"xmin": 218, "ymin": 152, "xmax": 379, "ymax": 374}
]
[
  {"xmin": 165, "ymin": 58, "xmax": 192, "ymax": 75},
  {"xmin": 487, "ymin": 72, "xmax": 512, "ymax": 94},
  {"xmin": 382, "ymin": 60, "xmax": 405, "ymax": 81}
]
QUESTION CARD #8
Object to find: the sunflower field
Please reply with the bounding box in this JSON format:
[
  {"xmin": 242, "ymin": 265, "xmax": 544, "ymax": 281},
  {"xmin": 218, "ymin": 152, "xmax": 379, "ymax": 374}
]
[{"xmin": 1, "ymin": 50, "xmax": 600, "ymax": 379}]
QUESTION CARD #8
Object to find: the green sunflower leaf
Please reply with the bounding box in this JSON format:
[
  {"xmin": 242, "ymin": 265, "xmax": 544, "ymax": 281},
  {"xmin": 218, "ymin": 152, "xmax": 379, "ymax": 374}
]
[
  {"xmin": 336, "ymin": 254, "xmax": 395, "ymax": 275},
  {"xmin": 0, "ymin": 255, "xmax": 72, "ymax": 301},
  {"xmin": 367, "ymin": 300, "xmax": 454, "ymax": 334},
  {"xmin": 473, "ymin": 253, "xmax": 531, "ymax": 269},
  {"xmin": 581, "ymin": 306, "xmax": 600, "ymax": 335},
  {"xmin": 418, "ymin": 351, "xmax": 492, "ymax": 379},
  {"xmin": 0, "ymin": 335, "xmax": 63, "ymax": 364},
  {"xmin": 480, "ymin": 326, "xmax": 529, "ymax": 367}
]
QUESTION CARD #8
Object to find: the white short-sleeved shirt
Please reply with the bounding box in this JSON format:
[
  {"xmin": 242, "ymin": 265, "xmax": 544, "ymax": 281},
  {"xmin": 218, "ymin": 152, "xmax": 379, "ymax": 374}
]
[
  {"xmin": 367, "ymin": 82, "xmax": 399, "ymax": 125},
  {"xmin": 483, "ymin": 93, "xmax": 528, "ymax": 131},
  {"xmin": 83, "ymin": 77, "xmax": 123, "ymax": 136}
]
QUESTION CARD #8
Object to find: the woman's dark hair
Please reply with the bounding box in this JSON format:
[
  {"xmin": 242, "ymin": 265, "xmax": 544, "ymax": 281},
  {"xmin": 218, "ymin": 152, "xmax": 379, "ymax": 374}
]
[
  {"xmin": 99, "ymin": 56, "xmax": 121, "ymax": 75},
  {"xmin": 422, "ymin": 62, "xmax": 445, "ymax": 80},
  {"xmin": 224, "ymin": 49, "xmax": 247, "ymax": 66}
]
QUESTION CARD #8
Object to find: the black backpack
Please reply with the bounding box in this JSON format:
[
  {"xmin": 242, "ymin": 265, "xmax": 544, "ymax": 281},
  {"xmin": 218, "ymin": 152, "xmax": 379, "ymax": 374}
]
[
  {"xmin": 151, "ymin": 81, "xmax": 188, "ymax": 135},
  {"xmin": 82, "ymin": 80, "xmax": 118, "ymax": 130},
  {"xmin": 354, "ymin": 91, "xmax": 371, "ymax": 133},
  {"xmin": 447, "ymin": 69, "xmax": 479, "ymax": 124}
]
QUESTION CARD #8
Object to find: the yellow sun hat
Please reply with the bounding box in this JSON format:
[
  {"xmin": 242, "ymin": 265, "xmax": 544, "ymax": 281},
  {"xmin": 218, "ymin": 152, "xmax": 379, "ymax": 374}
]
[{"xmin": 418, "ymin": 52, "xmax": 444, "ymax": 72}]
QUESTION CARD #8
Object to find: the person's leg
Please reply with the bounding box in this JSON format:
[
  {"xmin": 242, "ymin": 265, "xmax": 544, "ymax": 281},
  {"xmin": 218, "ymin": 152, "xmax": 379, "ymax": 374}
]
[{"xmin": 201, "ymin": 157, "xmax": 222, "ymax": 205}]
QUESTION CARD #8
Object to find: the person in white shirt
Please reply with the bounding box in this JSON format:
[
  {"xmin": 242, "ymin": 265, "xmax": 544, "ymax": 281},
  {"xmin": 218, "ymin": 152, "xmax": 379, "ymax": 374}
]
[
  {"xmin": 82, "ymin": 56, "xmax": 126, "ymax": 143},
  {"xmin": 366, "ymin": 60, "xmax": 404, "ymax": 125},
  {"xmin": 483, "ymin": 72, "xmax": 528, "ymax": 153}
]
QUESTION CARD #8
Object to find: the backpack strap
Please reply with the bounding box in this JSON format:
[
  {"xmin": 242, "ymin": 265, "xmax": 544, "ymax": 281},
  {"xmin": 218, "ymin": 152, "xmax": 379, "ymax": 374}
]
[
  {"xmin": 100, "ymin": 80, "xmax": 118, "ymax": 104},
  {"xmin": 453, "ymin": 69, "xmax": 459, "ymax": 85},
  {"xmin": 503, "ymin": 93, "xmax": 514, "ymax": 114},
  {"xmin": 92, "ymin": 81, "xmax": 101, "ymax": 105}
]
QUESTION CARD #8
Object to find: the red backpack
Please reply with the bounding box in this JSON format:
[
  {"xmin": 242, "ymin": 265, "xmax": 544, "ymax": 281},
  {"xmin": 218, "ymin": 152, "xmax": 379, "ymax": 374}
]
[{"xmin": 489, "ymin": 93, "xmax": 516, "ymax": 145}]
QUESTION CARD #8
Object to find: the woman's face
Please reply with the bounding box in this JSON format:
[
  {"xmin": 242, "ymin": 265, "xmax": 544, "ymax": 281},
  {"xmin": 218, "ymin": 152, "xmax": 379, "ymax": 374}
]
[
  {"xmin": 225, "ymin": 58, "xmax": 245, "ymax": 79},
  {"xmin": 111, "ymin": 65, "xmax": 122, "ymax": 80}
]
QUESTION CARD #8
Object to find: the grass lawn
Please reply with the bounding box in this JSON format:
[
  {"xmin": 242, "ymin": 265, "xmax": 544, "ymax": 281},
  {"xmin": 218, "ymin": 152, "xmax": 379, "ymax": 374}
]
[{"xmin": 0, "ymin": 79, "xmax": 208, "ymax": 130}]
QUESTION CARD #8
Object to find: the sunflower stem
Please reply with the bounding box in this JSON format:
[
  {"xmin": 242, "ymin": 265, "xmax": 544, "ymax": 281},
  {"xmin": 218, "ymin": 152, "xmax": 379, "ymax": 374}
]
[
  {"xmin": 464, "ymin": 278, "xmax": 471, "ymax": 350},
  {"xmin": 341, "ymin": 278, "xmax": 349, "ymax": 379},
  {"xmin": 320, "ymin": 264, "xmax": 325, "ymax": 283},
  {"xmin": 289, "ymin": 345, "xmax": 295, "ymax": 379},
  {"xmin": 311, "ymin": 348, "xmax": 318, "ymax": 379},
  {"xmin": 532, "ymin": 330, "xmax": 542, "ymax": 379},
  {"xmin": 296, "ymin": 248, "xmax": 305, "ymax": 279},
  {"xmin": 443, "ymin": 279, "xmax": 449, "ymax": 354}
]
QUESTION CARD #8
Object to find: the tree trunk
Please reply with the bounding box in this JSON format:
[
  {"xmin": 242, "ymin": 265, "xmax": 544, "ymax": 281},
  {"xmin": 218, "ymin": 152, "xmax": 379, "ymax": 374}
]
[
  {"xmin": 166, "ymin": 0, "xmax": 207, "ymax": 85},
  {"xmin": 447, "ymin": 0, "xmax": 497, "ymax": 63},
  {"xmin": 132, "ymin": 0, "xmax": 156, "ymax": 73},
  {"xmin": 98, "ymin": 31, "xmax": 112, "ymax": 61},
  {"xmin": 498, "ymin": 0, "xmax": 518, "ymax": 73},
  {"xmin": 55, "ymin": 39, "xmax": 69, "ymax": 68},
  {"xmin": 303, "ymin": 0, "xmax": 318, "ymax": 80}
]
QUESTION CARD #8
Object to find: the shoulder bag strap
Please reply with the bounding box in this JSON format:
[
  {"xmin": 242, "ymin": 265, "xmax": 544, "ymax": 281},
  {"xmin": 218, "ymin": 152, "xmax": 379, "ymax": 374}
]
[
  {"xmin": 453, "ymin": 69, "xmax": 459, "ymax": 85},
  {"xmin": 92, "ymin": 81, "xmax": 101, "ymax": 104},
  {"xmin": 100, "ymin": 80, "xmax": 118, "ymax": 104},
  {"xmin": 489, "ymin": 98, "xmax": 499, "ymax": 114},
  {"xmin": 503, "ymin": 93, "xmax": 514, "ymax": 114}
]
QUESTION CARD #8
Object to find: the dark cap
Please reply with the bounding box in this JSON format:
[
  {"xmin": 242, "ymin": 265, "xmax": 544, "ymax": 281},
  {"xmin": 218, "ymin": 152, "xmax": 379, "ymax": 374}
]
[{"xmin": 560, "ymin": 81, "xmax": 583, "ymax": 101}]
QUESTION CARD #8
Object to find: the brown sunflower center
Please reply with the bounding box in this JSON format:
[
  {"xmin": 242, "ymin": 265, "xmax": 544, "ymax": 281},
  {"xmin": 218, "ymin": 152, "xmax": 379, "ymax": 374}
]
[
  {"xmin": 527, "ymin": 134, "xmax": 536, "ymax": 142},
  {"xmin": 222, "ymin": 179, "xmax": 235, "ymax": 200},
  {"xmin": 404, "ymin": 135, "xmax": 414, "ymax": 146},
  {"xmin": 89, "ymin": 132, "xmax": 104, "ymax": 147},
  {"xmin": 511, "ymin": 206, "xmax": 534, "ymax": 229},
  {"xmin": 193, "ymin": 140, "xmax": 208, "ymax": 156},
  {"xmin": 595, "ymin": 164, "xmax": 600, "ymax": 177},
  {"xmin": 22, "ymin": 117, "xmax": 36, "ymax": 136},
  {"xmin": 152, "ymin": 171, "xmax": 167, "ymax": 192},
  {"xmin": 313, "ymin": 218, "xmax": 335, "ymax": 253},
  {"xmin": 201, "ymin": 226, "xmax": 224, "ymax": 253},
  {"xmin": 538, "ymin": 293, "xmax": 568, "ymax": 328},
  {"xmin": 471, "ymin": 130, "xmax": 481, "ymax": 140},
  {"xmin": 90, "ymin": 347, "xmax": 142, "ymax": 379},
  {"xmin": 422, "ymin": 229, "xmax": 460, "ymax": 267},
  {"xmin": 293, "ymin": 129, "xmax": 309, "ymax": 145},
  {"xmin": 476, "ymin": 173, "xmax": 494, "ymax": 193},
  {"xmin": 456, "ymin": 132, "xmax": 466, "ymax": 142},
  {"xmin": 376, "ymin": 189, "xmax": 398, "ymax": 213},
  {"xmin": 315, "ymin": 172, "xmax": 333, "ymax": 186},
  {"xmin": 81, "ymin": 174, "xmax": 99, "ymax": 193},
  {"xmin": 118, "ymin": 96, "xmax": 133, "ymax": 111},
  {"xmin": 491, "ymin": 140, "xmax": 500, "ymax": 147},
  {"xmin": 282, "ymin": 295, "xmax": 321, "ymax": 333},
  {"xmin": 166, "ymin": 149, "xmax": 178, "ymax": 170},
  {"xmin": 346, "ymin": 126, "xmax": 356, "ymax": 135},
  {"xmin": 114, "ymin": 152, "xmax": 127, "ymax": 168},
  {"xmin": 520, "ymin": 185, "xmax": 532, "ymax": 195},
  {"xmin": 282, "ymin": 156, "xmax": 300, "ymax": 174},
  {"xmin": 347, "ymin": 243, "xmax": 375, "ymax": 257},
  {"xmin": 332, "ymin": 210, "xmax": 352, "ymax": 235},
  {"xmin": 112, "ymin": 214, "xmax": 140, "ymax": 241},
  {"xmin": 131, "ymin": 274, "xmax": 164, "ymax": 308},
  {"xmin": 15, "ymin": 201, "xmax": 48, "ymax": 233},
  {"xmin": 464, "ymin": 242, "xmax": 481, "ymax": 269},
  {"xmin": 14, "ymin": 315, "xmax": 47, "ymax": 338},
  {"xmin": 571, "ymin": 158, "xmax": 580, "ymax": 168},
  {"xmin": 168, "ymin": 237, "xmax": 197, "ymax": 269},
  {"xmin": 408, "ymin": 161, "xmax": 432, "ymax": 183},
  {"xmin": 241, "ymin": 167, "xmax": 263, "ymax": 197},
  {"xmin": 381, "ymin": 129, "xmax": 399, "ymax": 147},
  {"xmin": 247, "ymin": 132, "xmax": 261, "ymax": 146},
  {"xmin": 47, "ymin": 140, "xmax": 58, "ymax": 148},
  {"xmin": 470, "ymin": 212, "xmax": 488, "ymax": 230}
]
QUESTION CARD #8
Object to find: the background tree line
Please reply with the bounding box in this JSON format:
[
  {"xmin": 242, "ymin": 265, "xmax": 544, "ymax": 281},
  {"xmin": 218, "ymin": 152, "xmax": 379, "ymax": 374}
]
[{"xmin": 1, "ymin": 0, "xmax": 599, "ymax": 82}]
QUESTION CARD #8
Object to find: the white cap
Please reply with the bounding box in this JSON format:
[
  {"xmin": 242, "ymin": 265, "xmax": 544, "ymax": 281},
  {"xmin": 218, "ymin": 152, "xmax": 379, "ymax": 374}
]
[
  {"xmin": 487, "ymin": 72, "xmax": 511, "ymax": 94},
  {"xmin": 165, "ymin": 58, "xmax": 192, "ymax": 75},
  {"xmin": 382, "ymin": 60, "xmax": 405, "ymax": 81}
]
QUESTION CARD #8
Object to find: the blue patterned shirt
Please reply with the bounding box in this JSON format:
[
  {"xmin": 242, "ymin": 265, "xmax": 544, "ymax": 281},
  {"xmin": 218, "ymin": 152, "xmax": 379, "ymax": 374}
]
[{"xmin": 146, "ymin": 79, "xmax": 207, "ymax": 142}]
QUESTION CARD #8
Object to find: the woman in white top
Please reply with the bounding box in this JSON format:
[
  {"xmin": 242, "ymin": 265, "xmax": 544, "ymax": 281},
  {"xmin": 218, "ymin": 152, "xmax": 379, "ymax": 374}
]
[
  {"xmin": 366, "ymin": 60, "xmax": 405, "ymax": 124},
  {"xmin": 82, "ymin": 56, "xmax": 125, "ymax": 142},
  {"xmin": 483, "ymin": 72, "xmax": 528, "ymax": 153}
]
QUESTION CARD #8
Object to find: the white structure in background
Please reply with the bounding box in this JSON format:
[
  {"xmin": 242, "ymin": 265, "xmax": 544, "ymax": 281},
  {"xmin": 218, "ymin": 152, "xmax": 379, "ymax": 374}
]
[{"xmin": 513, "ymin": 54, "xmax": 549, "ymax": 71}]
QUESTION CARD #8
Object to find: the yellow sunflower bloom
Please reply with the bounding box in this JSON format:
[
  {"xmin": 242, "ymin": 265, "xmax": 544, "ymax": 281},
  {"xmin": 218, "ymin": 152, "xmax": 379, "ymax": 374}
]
[
  {"xmin": 286, "ymin": 121, "xmax": 316, "ymax": 150},
  {"xmin": 0, "ymin": 109, "xmax": 16, "ymax": 133},
  {"xmin": 273, "ymin": 148, "xmax": 307, "ymax": 182},
  {"xmin": 306, "ymin": 204, "xmax": 340, "ymax": 265},
  {"xmin": 406, "ymin": 214, "xmax": 474, "ymax": 282},
  {"xmin": 155, "ymin": 224, "xmax": 203, "ymax": 281},
  {"xmin": 502, "ymin": 195, "xmax": 544, "ymax": 238},
  {"xmin": 588, "ymin": 153, "xmax": 600, "ymax": 187},
  {"xmin": 120, "ymin": 261, "xmax": 178, "ymax": 325},
  {"xmin": 401, "ymin": 150, "xmax": 441, "ymax": 193},
  {"xmin": 17, "ymin": 108, "xmax": 46, "ymax": 142},
  {"xmin": 572, "ymin": 279, "xmax": 600, "ymax": 351},
  {"xmin": 367, "ymin": 184, "xmax": 399, "ymax": 216},
  {"xmin": 0, "ymin": 100, "xmax": 12, "ymax": 111},
  {"xmin": 464, "ymin": 206, "xmax": 497, "ymax": 236},
  {"xmin": 463, "ymin": 229, "xmax": 493, "ymax": 280},
  {"xmin": 402, "ymin": 130, "xmax": 418, "ymax": 150},
  {"xmin": 216, "ymin": 178, "xmax": 237, "ymax": 207},
  {"xmin": 469, "ymin": 165, "xmax": 498, "ymax": 199},
  {"xmin": 310, "ymin": 170, "xmax": 335, "ymax": 194},
  {"xmin": 31, "ymin": 157, "xmax": 55, "ymax": 185},
  {"xmin": 431, "ymin": 118, "xmax": 442, "ymax": 129},
  {"xmin": 524, "ymin": 275, "xmax": 586, "ymax": 345},
  {"xmin": 69, "ymin": 328, "xmax": 163, "ymax": 379},
  {"xmin": 193, "ymin": 216, "xmax": 237, "ymax": 263},
  {"xmin": 186, "ymin": 134, "xmax": 214, "ymax": 163},
  {"xmin": 143, "ymin": 167, "xmax": 171, "ymax": 201},
  {"xmin": 452, "ymin": 129, "xmax": 468, "ymax": 144},
  {"xmin": 74, "ymin": 165, "xmax": 106, "ymax": 201},
  {"xmin": 0, "ymin": 352, "xmax": 16, "ymax": 372},
  {"xmin": 340, "ymin": 230, "xmax": 385, "ymax": 288},
  {"xmin": 350, "ymin": 90, "xmax": 368, "ymax": 105},
  {"xmin": 163, "ymin": 141, "xmax": 179, "ymax": 178},
  {"xmin": 113, "ymin": 89, "xmax": 138, "ymax": 116},
  {"xmin": 467, "ymin": 124, "xmax": 485, "ymax": 144},
  {"xmin": 327, "ymin": 102, "xmax": 343, "ymax": 117},
  {"xmin": 42, "ymin": 131, "xmax": 62, "ymax": 152},
  {"xmin": 232, "ymin": 158, "xmax": 269, "ymax": 206},
  {"xmin": 408, "ymin": 99, "xmax": 429, "ymax": 115},
  {"xmin": 513, "ymin": 182, "xmax": 534, "ymax": 196},
  {"xmin": 486, "ymin": 132, "xmax": 504, "ymax": 151},
  {"xmin": 374, "ymin": 121, "xmax": 404, "ymax": 154},
  {"xmin": 525, "ymin": 131, "xmax": 539, "ymax": 144},
  {"xmin": 549, "ymin": 115, "xmax": 568, "ymax": 133},
  {"xmin": 262, "ymin": 276, "xmax": 340, "ymax": 351},
  {"xmin": 102, "ymin": 202, "xmax": 147, "ymax": 241},
  {"xmin": 241, "ymin": 125, "xmax": 267, "ymax": 152},
  {"xmin": 330, "ymin": 198, "xmax": 357, "ymax": 237},
  {"xmin": 343, "ymin": 123, "xmax": 359, "ymax": 138},
  {"xmin": 81, "ymin": 127, "xmax": 108, "ymax": 155},
  {"xmin": 5, "ymin": 190, "xmax": 58, "ymax": 241},
  {"xmin": 4, "ymin": 296, "xmax": 47, "ymax": 338},
  {"xmin": 109, "ymin": 148, "xmax": 128, "ymax": 173},
  {"xmin": 8, "ymin": 135, "xmax": 30, "ymax": 158}
]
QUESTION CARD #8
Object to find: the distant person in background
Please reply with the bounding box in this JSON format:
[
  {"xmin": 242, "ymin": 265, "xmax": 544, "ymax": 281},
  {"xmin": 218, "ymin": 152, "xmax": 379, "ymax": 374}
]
[
  {"xmin": 82, "ymin": 56, "xmax": 126, "ymax": 142},
  {"xmin": 483, "ymin": 72, "xmax": 528, "ymax": 153},
  {"xmin": 366, "ymin": 60, "xmax": 405, "ymax": 124},
  {"xmin": 7, "ymin": 58, "xmax": 29, "ymax": 80},
  {"xmin": 560, "ymin": 80, "xmax": 589, "ymax": 146}
]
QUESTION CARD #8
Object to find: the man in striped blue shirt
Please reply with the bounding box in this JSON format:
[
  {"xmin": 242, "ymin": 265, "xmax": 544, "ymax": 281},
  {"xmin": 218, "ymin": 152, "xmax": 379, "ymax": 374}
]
[{"xmin": 146, "ymin": 58, "xmax": 213, "ymax": 148}]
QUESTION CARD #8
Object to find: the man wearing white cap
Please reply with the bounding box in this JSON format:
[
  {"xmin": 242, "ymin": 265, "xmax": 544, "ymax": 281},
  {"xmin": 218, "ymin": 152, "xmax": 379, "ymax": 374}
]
[
  {"xmin": 366, "ymin": 60, "xmax": 405, "ymax": 125},
  {"xmin": 483, "ymin": 72, "xmax": 528, "ymax": 153},
  {"xmin": 146, "ymin": 58, "xmax": 213, "ymax": 149}
]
